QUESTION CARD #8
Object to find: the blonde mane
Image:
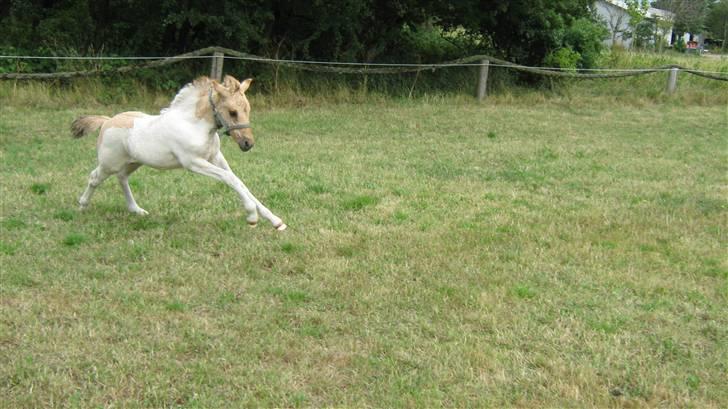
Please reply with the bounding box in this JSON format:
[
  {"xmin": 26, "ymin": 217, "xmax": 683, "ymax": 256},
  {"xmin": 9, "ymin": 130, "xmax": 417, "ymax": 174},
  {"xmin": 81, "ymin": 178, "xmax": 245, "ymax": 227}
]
[{"xmin": 162, "ymin": 77, "xmax": 211, "ymax": 114}]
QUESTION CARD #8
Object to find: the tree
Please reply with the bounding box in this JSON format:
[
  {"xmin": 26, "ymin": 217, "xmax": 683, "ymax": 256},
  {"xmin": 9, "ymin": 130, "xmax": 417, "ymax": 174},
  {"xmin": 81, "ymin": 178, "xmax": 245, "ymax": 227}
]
[
  {"xmin": 706, "ymin": 0, "xmax": 728, "ymax": 52},
  {"xmin": 551, "ymin": 17, "xmax": 609, "ymax": 68},
  {"xmin": 653, "ymin": 13, "xmax": 675, "ymax": 52},
  {"xmin": 434, "ymin": 0, "xmax": 598, "ymax": 65},
  {"xmin": 653, "ymin": 0, "xmax": 711, "ymax": 37},
  {"xmin": 625, "ymin": 0, "xmax": 650, "ymax": 26},
  {"xmin": 624, "ymin": 0, "xmax": 650, "ymax": 48},
  {"xmin": 0, "ymin": 0, "xmax": 602, "ymax": 70}
]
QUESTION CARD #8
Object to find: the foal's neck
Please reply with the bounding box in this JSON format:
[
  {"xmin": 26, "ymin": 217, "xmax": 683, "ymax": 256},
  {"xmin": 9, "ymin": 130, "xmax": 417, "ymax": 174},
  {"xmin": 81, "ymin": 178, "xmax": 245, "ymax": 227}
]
[{"xmin": 165, "ymin": 78, "xmax": 217, "ymax": 132}]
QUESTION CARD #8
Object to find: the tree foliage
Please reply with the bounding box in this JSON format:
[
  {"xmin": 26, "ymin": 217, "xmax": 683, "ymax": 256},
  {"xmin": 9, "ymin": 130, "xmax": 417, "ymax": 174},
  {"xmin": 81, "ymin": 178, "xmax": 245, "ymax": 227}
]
[
  {"xmin": 706, "ymin": 0, "xmax": 728, "ymax": 51},
  {"xmin": 653, "ymin": 0, "xmax": 711, "ymax": 35},
  {"xmin": 625, "ymin": 0, "xmax": 650, "ymax": 27},
  {"xmin": 433, "ymin": 0, "xmax": 603, "ymax": 65},
  {"xmin": 0, "ymin": 0, "xmax": 606, "ymax": 70},
  {"xmin": 546, "ymin": 17, "xmax": 609, "ymax": 69}
]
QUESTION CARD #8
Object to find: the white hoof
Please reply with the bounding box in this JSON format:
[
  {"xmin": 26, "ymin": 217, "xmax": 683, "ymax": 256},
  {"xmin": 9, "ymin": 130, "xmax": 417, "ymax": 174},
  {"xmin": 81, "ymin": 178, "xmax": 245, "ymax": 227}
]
[
  {"xmin": 130, "ymin": 207, "xmax": 149, "ymax": 216},
  {"xmin": 275, "ymin": 223, "xmax": 287, "ymax": 231}
]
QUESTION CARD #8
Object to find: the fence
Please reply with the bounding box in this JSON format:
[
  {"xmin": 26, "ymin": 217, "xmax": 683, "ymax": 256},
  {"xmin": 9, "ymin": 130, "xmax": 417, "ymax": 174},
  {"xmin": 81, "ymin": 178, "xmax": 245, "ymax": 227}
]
[{"xmin": 1, "ymin": 46, "xmax": 727, "ymax": 100}]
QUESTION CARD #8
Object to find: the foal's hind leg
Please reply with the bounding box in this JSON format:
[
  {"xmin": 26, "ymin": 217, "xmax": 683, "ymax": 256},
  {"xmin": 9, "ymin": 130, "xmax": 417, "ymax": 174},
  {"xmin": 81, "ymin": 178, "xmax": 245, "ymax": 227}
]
[
  {"xmin": 79, "ymin": 166, "xmax": 112, "ymax": 210},
  {"xmin": 117, "ymin": 163, "xmax": 148, "ymax": 215}
]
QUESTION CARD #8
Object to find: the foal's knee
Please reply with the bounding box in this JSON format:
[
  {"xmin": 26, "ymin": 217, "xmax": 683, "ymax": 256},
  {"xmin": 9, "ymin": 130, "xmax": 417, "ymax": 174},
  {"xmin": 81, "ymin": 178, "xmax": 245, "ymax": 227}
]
[
  {"xmin": 88, "ymin": 174, "xmax": 103, "ymax": 187},
  {"xmin": 89, "ymin": 168, "xmax": 111, "ymax": 186}
]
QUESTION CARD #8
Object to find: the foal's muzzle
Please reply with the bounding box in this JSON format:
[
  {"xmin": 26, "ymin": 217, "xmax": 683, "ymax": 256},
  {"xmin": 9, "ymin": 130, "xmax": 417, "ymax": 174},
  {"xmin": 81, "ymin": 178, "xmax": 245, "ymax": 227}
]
[
  {"xmin": 239, "ymin": 139, "xmax": 254, "ymax": 152},
  {"xmin": 230, "ymin": 128, "xmax": 254, "ymax": 152}
]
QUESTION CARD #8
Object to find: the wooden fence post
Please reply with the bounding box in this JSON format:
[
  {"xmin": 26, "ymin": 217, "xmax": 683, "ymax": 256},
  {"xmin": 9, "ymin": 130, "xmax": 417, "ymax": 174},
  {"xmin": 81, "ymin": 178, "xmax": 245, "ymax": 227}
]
[
  {"xmin": 477, "ymin": 59, "xmax": 489, "ymax": 101},
  {"xmin": 211, "ymin": 51, "xmax": 224, "ymax": 81},
  {"xmin": 666, "ymin": 67, "xmax": 679, "ymax": 94}
]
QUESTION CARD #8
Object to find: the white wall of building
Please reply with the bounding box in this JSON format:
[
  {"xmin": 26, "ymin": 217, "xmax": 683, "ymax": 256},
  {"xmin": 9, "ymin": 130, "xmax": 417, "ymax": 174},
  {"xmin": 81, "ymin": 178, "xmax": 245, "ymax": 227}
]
[{"xmin": 593, "ymin": 0, "xmax": 674, "ymax": 49}]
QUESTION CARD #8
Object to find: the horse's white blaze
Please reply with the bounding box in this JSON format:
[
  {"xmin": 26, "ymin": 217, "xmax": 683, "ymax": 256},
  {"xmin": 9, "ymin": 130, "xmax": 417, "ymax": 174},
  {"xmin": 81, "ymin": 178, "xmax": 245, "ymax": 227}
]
[{"xmin": 72, "ymin": 76, "xmax": 285, "ymax": 230}]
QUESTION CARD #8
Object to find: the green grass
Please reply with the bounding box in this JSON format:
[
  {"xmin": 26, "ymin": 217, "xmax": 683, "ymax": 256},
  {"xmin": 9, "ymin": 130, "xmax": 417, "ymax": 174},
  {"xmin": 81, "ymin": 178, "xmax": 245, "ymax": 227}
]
[
  {"xmin": 554, "ymin": 50, "xmax": 728, "ymax": 104},
  {"xmin": 0, "ymin": 94, "xmax": 726, "ymax": 407}
]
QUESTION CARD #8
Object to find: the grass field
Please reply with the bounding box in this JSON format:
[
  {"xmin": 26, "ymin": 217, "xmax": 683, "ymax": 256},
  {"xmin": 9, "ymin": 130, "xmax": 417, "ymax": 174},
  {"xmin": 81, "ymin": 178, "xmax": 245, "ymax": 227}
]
[{"xmin": 1, "ymin": 94, "xmax": 726, "ymax": 407}]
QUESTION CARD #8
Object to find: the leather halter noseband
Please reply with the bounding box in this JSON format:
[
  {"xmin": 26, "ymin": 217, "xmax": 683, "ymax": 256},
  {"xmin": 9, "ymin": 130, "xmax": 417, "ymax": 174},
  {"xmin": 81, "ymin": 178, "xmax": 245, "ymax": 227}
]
[{"xmin": 208, "ymin": 88, "xmax": 251, "ymax": 135}]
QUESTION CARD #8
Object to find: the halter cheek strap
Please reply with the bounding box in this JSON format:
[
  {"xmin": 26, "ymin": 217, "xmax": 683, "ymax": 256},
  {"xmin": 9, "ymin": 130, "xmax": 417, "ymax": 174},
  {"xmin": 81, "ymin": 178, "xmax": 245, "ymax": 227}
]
[{"xmin": 209, "ymin": 88, "xmax": 251, "ymax": 135}]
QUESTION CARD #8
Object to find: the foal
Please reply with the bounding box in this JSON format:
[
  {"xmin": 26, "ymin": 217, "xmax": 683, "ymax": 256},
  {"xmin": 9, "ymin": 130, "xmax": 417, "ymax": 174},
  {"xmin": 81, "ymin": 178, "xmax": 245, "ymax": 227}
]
[{"xmin": 72, "ymin": 75, "xmax": 286, "ymax": 230}]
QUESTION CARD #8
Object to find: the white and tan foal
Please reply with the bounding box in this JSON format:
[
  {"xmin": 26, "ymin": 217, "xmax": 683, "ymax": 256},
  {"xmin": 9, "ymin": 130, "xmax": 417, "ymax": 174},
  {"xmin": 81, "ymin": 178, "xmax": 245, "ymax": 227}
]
[{"xmin": 72, "ymin": 75, "xmax": 286, "ymax": 230}]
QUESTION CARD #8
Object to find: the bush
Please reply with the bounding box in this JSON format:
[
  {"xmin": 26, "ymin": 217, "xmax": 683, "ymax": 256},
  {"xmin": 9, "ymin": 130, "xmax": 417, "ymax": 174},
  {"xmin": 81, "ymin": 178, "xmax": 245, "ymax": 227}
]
[
  {"xmin": 673, "ymin": 37, "xmax": 687, "ymax": 53},
  {"xmin": 555, "ymin": 17, "xmax": 609, "ymax": 68},
  {"xmin": 545, "ymin": 47, "xmax": 581, "ymax": 69},
  {"xmin": 633, "ymin": 20, "xmax": 655, "ymax": 49}
]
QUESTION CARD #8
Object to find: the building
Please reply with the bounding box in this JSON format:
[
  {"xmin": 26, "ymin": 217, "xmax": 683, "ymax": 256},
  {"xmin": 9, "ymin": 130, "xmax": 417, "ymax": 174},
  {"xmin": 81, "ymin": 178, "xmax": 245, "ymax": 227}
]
[{"xmin": 594, "ymin": 0, "xmax": 674, "ymax": 48}]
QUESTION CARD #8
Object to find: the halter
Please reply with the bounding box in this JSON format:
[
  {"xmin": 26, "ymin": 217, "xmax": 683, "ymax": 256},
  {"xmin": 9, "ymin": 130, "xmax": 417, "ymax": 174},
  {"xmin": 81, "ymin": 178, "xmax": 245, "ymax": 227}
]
[{"xmin": 208, "ymin": 88, "xmax": 251, "ymax": 135}]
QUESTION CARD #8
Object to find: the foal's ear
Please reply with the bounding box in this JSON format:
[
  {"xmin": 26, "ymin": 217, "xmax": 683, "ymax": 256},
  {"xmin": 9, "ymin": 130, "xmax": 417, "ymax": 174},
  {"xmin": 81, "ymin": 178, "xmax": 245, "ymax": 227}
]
[
  {"xmin": 240, "ymin": 78, "xmax": 253, "ymax": 93},
  {"xmin": 211, "ymin": 80, "xmax": 230, "ymax": 97},
  {"xmin": 223, "ymin": 75, "xmax": 241, "ymax": 92}
]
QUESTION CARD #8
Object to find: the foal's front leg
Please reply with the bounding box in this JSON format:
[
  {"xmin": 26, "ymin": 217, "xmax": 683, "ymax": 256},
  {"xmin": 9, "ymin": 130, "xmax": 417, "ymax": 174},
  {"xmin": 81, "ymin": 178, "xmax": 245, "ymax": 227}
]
[
  {"xmin": 185, "ymin": 158, "xmax": 286, "ymax": 230},
  {"xmin": 211, "ymin": 152, "xmax": 286, "ymax": 230}
]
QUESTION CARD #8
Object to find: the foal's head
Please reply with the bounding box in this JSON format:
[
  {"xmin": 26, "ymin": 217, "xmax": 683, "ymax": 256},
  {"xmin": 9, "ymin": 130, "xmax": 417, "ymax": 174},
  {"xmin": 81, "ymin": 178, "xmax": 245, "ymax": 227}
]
[{"xmin": 210, "ymin": 75, "xmax": 255, "ymax": 151}]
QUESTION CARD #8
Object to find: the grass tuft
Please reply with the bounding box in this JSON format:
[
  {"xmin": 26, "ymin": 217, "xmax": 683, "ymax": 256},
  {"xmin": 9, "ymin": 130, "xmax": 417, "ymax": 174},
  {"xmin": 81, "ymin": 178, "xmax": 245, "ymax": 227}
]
[
  {"xmin": 1, "ymin": 218, "xmax": 27, "ymax": 229},
  {"xmin": 53, "ymin": 210, "xmax": 75, "ymax": 222},
  {"xmin": 267, "ymin": 287, "xmax": 312, "ymax": 304},
  {"xmin": 30, "ymin": 183, "xmax": 49, "ymax": 195},
  {"xmin": 280, "ymin": 242, "xmax": 297, "ymax": 253},
  {"xmin": 512, "ymin": 284, "xmax": 537, "ymax": 299},
  {"xmin": 6, "ymin": 272, "xmax": 38, "ymax": 288},
  {"xmin": 0, "ymin": 242, "xmax": 18, "ymax": 255},
  {"xmin": 341, "ymin": 195, "xmax": 379, "ymax": 211},
  {"xmin": 62, "ymin": 233, "xmax": 87, "ymax": 246},
  {"xmin": 164, "ymin": 300, "xmax": 187, "ymax": 312},
  {"xmin": 216, "ymin": 291, "xmax": 240, "ymax": 307}
]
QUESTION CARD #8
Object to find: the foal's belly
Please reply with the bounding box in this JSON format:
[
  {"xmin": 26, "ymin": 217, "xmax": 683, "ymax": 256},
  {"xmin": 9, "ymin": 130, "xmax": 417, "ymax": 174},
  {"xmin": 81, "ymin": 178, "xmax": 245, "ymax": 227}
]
[
  {"xmin": 125, "ymin": 131, "xmax": 183, "ymax": 170},
  {"xmin": 126, "ymin": 137, "xmax": 182, "ymax": 169}
]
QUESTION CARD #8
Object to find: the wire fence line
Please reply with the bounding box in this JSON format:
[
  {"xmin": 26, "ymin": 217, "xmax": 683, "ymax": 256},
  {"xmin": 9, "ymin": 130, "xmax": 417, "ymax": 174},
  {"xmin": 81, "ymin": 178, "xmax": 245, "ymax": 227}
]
[
  {"xmin": 0, "ymin": 47, "xmax": 218, "ymax": 80},
  {"xmin": 4, "ymin": 52, "xmax": 726, "ymax": 74},
  {"xmin": 1, "ymin": 45, "xmax": 727, "ymax": 81}
]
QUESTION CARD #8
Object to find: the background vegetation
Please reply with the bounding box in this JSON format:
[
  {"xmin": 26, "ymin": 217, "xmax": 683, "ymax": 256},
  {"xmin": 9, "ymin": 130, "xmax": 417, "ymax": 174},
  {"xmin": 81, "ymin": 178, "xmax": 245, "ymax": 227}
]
[
  {"xmin": 2, "ymin": 1, "xmax": 727, "ymax": 101},
  {"xmin": 0, "ymin": 0, "xmax": 605, "ymax": 64}
]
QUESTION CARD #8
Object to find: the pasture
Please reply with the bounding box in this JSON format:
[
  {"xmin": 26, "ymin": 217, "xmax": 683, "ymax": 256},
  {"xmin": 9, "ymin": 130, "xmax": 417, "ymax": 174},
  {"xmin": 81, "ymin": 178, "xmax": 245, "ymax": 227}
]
[{"xmin": 1, "ymin": 96, "xmax": 726, "ymax": 407}]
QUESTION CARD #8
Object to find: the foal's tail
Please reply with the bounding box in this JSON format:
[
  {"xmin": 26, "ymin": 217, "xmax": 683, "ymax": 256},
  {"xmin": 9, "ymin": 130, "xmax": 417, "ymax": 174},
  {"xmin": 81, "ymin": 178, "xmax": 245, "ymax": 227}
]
[{"xmin": 71, "ymin": 115, "xmax": 110, "ymax": 138}]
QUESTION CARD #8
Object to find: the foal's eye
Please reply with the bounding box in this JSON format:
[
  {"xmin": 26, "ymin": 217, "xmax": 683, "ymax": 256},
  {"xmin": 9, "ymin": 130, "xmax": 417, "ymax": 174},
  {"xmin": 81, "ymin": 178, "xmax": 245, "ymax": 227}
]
[{"xmin": 229, "ymin": 110, "xmax": 238, "ymax": 118}]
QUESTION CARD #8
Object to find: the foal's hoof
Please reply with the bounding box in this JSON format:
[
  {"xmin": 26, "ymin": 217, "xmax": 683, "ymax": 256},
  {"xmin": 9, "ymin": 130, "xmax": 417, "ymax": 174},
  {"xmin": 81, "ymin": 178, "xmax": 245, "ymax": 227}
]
[
  {"xmin": 275, "ymin": 223, "xmax": 287, "ymax": 231},
  {"xmin": 246, "ymin": 214, "xmax": 259, "ymax": 227},
  {"xmin": 247, "ymin": 222, "xmax": 257, "ymax": 228},
  {"xmin": 131, "ymin": 208, "xmax": 149, "ymax": 216}
]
